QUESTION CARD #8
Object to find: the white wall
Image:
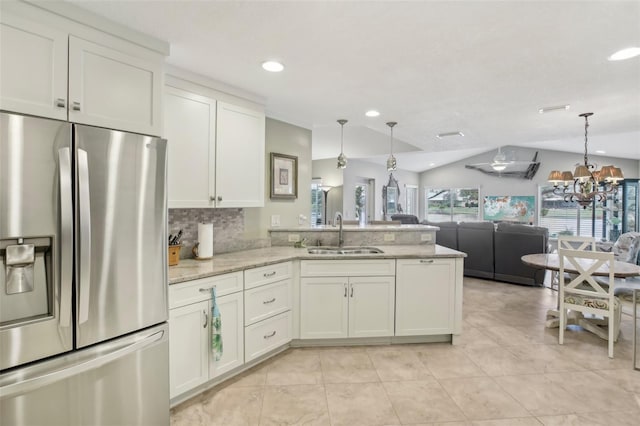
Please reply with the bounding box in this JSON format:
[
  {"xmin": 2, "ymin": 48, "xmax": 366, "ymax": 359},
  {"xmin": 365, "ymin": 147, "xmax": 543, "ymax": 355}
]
[
  {"xmin": 312, "ymin": 158, "xmax": 419, "ymax": 221},
  {"xmin": 245, "ymin": 118, "xmax": 312, "ymax": 237},
  {"xmin": 419, "ymin": 146, "xmax": 640, "ymax": 220}
]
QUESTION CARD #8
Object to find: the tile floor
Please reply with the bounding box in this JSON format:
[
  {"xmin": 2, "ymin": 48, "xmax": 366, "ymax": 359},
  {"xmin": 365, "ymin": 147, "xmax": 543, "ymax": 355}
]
[{"xmin": 170, "ymin": 277, "xmax": 640, "ymax": 425}]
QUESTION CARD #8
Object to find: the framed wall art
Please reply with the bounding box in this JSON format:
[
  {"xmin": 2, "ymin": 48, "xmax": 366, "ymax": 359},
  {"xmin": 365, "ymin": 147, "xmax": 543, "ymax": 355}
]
[{"xmin": 270, "ymin": 153, "xmax": 298, "ymax": 199}]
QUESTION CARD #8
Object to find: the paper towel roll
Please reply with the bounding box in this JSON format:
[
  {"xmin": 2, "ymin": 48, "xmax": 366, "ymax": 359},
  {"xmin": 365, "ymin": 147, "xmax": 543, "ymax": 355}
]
[{"xmin": 197, "ymin": 223, "xmax": 214, "ymax": 258}]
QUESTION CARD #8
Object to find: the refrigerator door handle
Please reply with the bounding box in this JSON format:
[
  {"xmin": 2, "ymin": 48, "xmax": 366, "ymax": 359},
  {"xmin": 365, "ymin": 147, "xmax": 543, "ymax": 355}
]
[
  {"xmin": 77, "ymin": 149, "xmax": 92, "ymax": 324},
  {"xmin": 58, "ymin": 148, "xmax": 73, "ymax": 328},
  {"xmin": 0, "ymin": 329, "xmax": 165, "ymax": 400}
]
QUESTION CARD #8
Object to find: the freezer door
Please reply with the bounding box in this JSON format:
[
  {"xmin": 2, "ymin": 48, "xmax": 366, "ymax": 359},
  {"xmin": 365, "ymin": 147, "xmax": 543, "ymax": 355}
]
[
  {"xmin": 0, "ymin": 323, "xmax": 169, "ymax": 426},
  {"xmin": 75, "ymin": 125, "xmax": 168, "ymax": 348},
  {"xmin": 0, "ymin": 112, "xmax": 73, "ymax": 370}
]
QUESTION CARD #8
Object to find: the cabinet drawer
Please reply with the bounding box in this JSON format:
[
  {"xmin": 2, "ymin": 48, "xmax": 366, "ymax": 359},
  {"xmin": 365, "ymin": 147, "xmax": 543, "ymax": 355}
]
[
  {"xmin": 300, "ymin": 259, "xmax": 396, "ymax": 277},
  {"xmin": 245, "ymin": 311, "xmax": 291, "ymax": 362},
  {"xmin": 244, "ymin": 261, "xmax": 292, "ymax": 290},
  {"xmin": 169, "ymin": 271, "xmax": 243, "ymax": 309},
  {"xmin": 244, "ymin": 279, "xmax": 291, "ymax": 326}
]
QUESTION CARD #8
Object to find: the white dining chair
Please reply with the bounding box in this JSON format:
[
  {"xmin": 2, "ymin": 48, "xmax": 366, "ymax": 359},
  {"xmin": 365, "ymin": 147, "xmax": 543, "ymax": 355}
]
[
  {"xmin": 558, "ymin": 247, "xmax": 621, "ymax": 358},
  {"xmin": 557, "ymin": 235, "xmax": 596, "ymax": 251}
]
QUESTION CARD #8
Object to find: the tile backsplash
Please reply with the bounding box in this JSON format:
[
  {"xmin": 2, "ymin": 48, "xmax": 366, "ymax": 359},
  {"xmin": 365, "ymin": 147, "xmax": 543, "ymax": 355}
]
[{"xmin": 168, "ymin": 208, "xmax": 269, "ymax": 258}]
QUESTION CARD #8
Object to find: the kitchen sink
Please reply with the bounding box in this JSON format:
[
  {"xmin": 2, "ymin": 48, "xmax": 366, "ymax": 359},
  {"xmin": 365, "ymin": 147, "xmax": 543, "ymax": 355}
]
[{"xmin": 307, "ymin": 246, "xmax": 384, "ymax": 255}]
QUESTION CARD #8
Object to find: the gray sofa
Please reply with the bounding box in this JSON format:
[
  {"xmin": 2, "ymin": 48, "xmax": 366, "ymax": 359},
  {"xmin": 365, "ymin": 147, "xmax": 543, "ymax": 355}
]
[
  {"xmin": 423, "ymin": 220, "xmax": 549, "ymax": 286},
  {"xmin": 494, "ymin": 222, "xmax": 549, "ymax": 286},
  {"xmin": 457, "ymin": 222, "xmax": 496, "ymax": 280}
]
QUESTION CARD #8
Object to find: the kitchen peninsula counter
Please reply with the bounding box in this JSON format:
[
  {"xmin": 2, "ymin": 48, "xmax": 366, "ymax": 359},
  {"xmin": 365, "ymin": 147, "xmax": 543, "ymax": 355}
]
[{"xmin": 168, "ymin": 244, "xmax": 464, "ymax": 285}]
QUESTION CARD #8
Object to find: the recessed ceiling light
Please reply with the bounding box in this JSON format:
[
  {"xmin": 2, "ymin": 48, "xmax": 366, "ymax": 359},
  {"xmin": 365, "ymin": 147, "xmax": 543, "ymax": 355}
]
[
  {"xmin": 538, "ymin": 104, "xmax": 570, "ymax": 114},
  {"xmin": 595, "ymin": 150, "xmax": 606, "ymax": 154},
  {"xmin": 261, "ymin": 61, "xmax": 284, "ymax": 72},
  {"xmin": 436, "ymin": 131, "xmax": 464, "ymax": 139},
  {"xmin": 608, "ymin": 47, "xmax": 640, "ymax": 61},
  {"xmin": 365, "ymin": 110, "xmax": 380, "ymax": 117}
]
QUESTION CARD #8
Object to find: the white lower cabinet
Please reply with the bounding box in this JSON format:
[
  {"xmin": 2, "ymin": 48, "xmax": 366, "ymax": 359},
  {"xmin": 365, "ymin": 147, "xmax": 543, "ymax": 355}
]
[
  {"xmin": 169, "ymin": 300, "xmax": 209, "ymax": 398},
  {"xmin": 168, "ymin": 273, "xmax": 244, "ymax": 400},
  {"xmin": 209, "ymin": 292, "xmax": 244, "ymax": 379},
  {"xmin": 395, "ymin": 258, "xmax": 456, "ymax": 336},
  {"xmin": 245, "ymin": 311, "xmax": 292, "ymax": 362},
  {"xmin": 300, "ymin": 261, "xmax": 395, "ymax": 339}
]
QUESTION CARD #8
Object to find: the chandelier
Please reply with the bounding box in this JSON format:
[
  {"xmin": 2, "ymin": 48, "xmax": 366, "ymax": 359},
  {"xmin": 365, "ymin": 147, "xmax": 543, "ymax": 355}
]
[
  {"xmin": 386, "ymin": 121, "xmax": 397, "ymax": 171},
  {"xmin": 547, "ymin": 112, "xmax": 624, "ymax": 208},
  {"xmin": 336, "ymin": 119, "xmax": 348, "ymax": 169}
]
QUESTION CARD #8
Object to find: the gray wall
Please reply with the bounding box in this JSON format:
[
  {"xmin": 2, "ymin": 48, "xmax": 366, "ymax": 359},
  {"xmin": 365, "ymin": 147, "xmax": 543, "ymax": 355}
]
[
  {"xmin": 419, "ymin": 146, "xmax": 640, "ymax": 220},
  {"xmin": 312, "ymin": 158, "xmax": 420, "ymax": 221},
  {"xmin": 245, "ymin": 118, "xmax": 313, "ymax": 237}
]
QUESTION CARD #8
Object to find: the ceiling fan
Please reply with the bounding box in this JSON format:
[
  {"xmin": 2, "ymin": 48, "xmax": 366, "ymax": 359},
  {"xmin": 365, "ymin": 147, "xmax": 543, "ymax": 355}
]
[{"xmin": 465, "ymin": 148, "xmax": 541, "ymax": 180}]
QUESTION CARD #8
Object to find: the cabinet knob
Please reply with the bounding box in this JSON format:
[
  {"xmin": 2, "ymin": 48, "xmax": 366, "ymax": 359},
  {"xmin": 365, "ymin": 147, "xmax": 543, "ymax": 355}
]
[
  {"xmin": 55, "ymin": 98, "xmax": 66, "ymax": 108},
  {"xmin": 72, "ymin": 102, "xmax": 81, "ymax": 111}
]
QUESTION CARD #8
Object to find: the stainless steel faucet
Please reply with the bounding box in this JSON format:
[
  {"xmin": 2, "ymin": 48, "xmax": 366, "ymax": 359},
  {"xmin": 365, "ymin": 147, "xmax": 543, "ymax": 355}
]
[{"xmin": 333, "ymin": 211, "xmax": 344, "ymax": 247}]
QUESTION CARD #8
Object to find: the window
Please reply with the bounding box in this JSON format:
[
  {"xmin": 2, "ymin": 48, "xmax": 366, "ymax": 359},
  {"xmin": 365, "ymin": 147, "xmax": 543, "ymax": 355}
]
[
  {"xmin": 310, "ymin": 180, "xmax": 323, "ymax": 225},
  {"xmin": 355, "ymin": 184, "xmax": 366, "ymax": 220},
  {"xmin": 424, "ymin": 188, "xmax": 479, "ymax": 222},
  {"xmin": 538, "ymin": 185, "xmax": 607, "ymax": 240},
  {"xmin": 405, "ymin": 185, "xmax": 418, "ymax": 216}
]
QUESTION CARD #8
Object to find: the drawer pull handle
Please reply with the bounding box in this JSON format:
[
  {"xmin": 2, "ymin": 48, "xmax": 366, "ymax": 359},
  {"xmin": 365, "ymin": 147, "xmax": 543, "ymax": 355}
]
[
  {"xmin": 199, "ymin": 286, "xmax": 216, "ymax": 293},
  {"xmin": 263, "ymin": 271, "xmax": 276, "ymax": 278},
  {"xmin": 264, "ymin": 330, "xmax": 276, "ymax": 339},
  {"xmin": 203, "ymin": 310, "xmax": 208, "ymax": 328},
  {"xmin": 344, "ymin": 284, "xmax": 347, "ymax": 297},
  {"xmin": 55, "ymin": 98, "xmax": 66, "ymax": 108},
  {"xmin": 72, "ymin": 101, "xmax": 81, "ymax": 111},
  {"xmin": 350, "ymin": 286, "xmax": 354, "ymax": 298},
  {"xmin": 263, "ymin": 298, "xmax": 276, "ymax": 304},
  {"xmin": 420, "ymin": 259, "xmax": 434, "ymax": 264}
]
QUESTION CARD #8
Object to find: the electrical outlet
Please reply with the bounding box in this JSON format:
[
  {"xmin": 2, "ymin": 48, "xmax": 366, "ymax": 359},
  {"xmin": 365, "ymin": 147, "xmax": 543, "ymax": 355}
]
[
  {"xmin": 271, "ymin": 215, "xmax": 281, "ymax": 227},
  {"xmin": 384, "ymin": 233, "xmax": 395, "ymax": 242},
  {"xmin": 298, "ymin": 214, "xmax": 307, "ymax": 225},
  {"xmin": 421, "ymin": 233, "xmax": 432, "ymax": 242},
  {"xmin": 288, "ymin": 234, "xmax": 300, "ymax": 242}
]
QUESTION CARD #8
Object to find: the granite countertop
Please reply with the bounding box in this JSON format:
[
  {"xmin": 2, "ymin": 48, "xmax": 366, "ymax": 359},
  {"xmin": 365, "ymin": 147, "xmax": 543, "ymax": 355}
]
[
  {"xmin": 169, "ymin": 244, "xmax": 465, "ymax": 284},
  {"xmin": 269, "ymin": 224, "xmax": 439, "ymax": 232}
]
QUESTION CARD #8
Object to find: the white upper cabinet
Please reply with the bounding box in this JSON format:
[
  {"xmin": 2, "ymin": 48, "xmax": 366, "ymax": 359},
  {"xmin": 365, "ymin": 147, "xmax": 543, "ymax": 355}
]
[
  {"xmin": 164, "ymin": 87, "xmax": 216, "ymax": 208},
  {"xmin": 215, "ymin": 102, "xmax": 265, "ymax": 207},
  {"xmin": 68, "ymin": 36, "xmax": 162, "ymax": 136},
  {"xmin": 164, "ymin": 83, "xmax": 266, "ymax": 208},
  {"xmin": 0, "ymin": 9, "xmax": 164, "ymax": 136},
  {"xmin": 0, "ymin": 12, "xmax": 68, "ymax": 120}
]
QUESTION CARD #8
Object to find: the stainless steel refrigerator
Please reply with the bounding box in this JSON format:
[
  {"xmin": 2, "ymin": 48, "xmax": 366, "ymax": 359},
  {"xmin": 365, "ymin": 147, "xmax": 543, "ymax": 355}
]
[{"xmin": 0, "ymin": 112, "xmax": 169, "ymax": 425}]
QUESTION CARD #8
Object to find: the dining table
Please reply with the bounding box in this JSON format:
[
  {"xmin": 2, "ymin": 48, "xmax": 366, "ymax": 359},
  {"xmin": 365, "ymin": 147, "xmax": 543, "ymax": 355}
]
[{"xmin": 522, "ymin": 253, "xmax": 640, "ymax": 369}]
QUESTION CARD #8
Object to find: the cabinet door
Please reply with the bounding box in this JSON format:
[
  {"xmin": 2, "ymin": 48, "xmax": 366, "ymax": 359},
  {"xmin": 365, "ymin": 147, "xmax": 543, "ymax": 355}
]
[
  {"xmin": 169, "ymin": 301, "xmax": 209, "ymax": 399},
  {"xmin": 68, "ymin": 36, "xmax": 162, "ymax": 136},
  {"xmin": 395, "ymin": 259, "xmax": 455, "ymax": 336},
  {"xmin": 348, "ymin": 276, "xmax": 395, "ymax": 338},
  {"xmin": 0, "ymin": 12, "xmax": 67, "ymax": 120},
  {"xmin": 164, "ymin": 86, "xmax": 216, "ymax": 208},
  {"xmin": 215, "ymin": 102, "xmax": 265, "ymax": 207},
  {"xmin": 300, "ymin": 277, "xmax": 348, "ymax": 339},
  {"xmin": 210, "ymin": 292, "xmax": 244, "ymax": 378}
]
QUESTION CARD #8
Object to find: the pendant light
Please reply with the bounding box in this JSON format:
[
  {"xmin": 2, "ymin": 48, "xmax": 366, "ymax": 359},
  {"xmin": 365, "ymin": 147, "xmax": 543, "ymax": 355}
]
[
  {"xmin": 386, "ymin": 121, "xmax": 397, "ymax": 171},
  {"xmin": 336, "ymin": 119, "xmax": 348, "ymax": 169}
]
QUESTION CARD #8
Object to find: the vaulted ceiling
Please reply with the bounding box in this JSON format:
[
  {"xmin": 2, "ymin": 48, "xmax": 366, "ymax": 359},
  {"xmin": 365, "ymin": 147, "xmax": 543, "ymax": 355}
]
[{"xmin": 68, "ymin": 0, "xmax": 640, "ymax": 172}]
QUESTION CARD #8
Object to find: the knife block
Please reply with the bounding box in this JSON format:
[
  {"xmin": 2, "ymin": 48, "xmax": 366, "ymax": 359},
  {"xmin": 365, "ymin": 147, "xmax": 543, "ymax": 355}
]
[{"xmin": 168, "ymin": 245, "xmax": 181, "ymax": 266}]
